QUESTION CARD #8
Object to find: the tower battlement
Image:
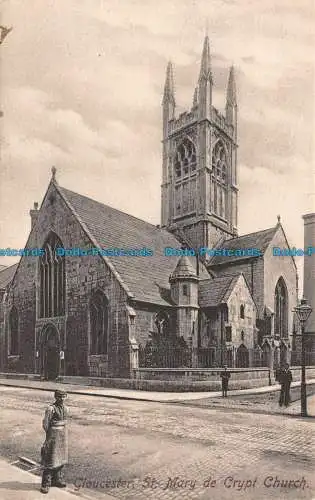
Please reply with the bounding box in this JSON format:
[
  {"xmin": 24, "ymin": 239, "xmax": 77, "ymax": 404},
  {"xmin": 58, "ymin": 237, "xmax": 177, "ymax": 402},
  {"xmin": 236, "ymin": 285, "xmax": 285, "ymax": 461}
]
[{"xmin": 169, "ymin": 110, "xmax": 198, "ymax": 134}]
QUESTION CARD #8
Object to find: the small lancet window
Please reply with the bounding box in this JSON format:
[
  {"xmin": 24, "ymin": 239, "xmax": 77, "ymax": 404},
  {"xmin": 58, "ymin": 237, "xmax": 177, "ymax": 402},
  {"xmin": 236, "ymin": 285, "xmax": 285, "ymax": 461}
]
[{"xmin": 240, "ymin": 305, "xmax": 245, "ymax": 319}]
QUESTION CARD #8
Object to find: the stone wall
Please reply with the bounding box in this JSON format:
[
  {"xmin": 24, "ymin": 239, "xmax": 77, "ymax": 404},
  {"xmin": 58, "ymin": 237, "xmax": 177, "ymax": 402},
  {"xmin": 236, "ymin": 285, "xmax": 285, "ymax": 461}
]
[
  {"xmin": 3, "ymin": 182, "xmax": 130, "ymax": 377},
  {"xmin": 226, "ymin": 275, "xmax": 256, "ymax": 349},
  {"xmin": 211, "ymin": 257, "xmax": 265, "ymax": 317},
  {"xmin": 264, "ymin": 226, "xmax": 298, "ymax": 337}
]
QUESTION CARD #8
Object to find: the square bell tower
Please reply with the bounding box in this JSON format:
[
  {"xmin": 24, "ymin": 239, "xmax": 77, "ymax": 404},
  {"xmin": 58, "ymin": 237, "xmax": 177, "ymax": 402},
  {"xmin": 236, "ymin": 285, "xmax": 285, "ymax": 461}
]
[{"xmin": 161, "ymin": 37, "xmax": 238, "ymax": 251}]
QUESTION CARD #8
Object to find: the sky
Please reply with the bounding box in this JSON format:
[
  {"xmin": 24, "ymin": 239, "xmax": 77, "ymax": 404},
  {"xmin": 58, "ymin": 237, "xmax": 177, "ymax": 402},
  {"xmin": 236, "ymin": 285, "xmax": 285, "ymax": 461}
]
[{"xmin": 0, "ymin": 0, "xmax": 314, "ymax": 290}]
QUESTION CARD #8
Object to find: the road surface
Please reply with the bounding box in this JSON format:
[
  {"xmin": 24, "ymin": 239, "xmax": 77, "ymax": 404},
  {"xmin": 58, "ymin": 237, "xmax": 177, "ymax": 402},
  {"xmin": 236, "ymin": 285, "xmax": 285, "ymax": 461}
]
[{"xmin": 0, "ymin": 386, "xmax": 314, "ymax": 500}]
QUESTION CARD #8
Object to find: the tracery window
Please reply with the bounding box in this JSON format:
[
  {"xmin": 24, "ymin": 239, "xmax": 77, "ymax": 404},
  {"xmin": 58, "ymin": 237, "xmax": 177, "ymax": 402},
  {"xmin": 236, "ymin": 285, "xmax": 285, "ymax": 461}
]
[
  {"xmin": 9, "ymin": 306, "xmax": 19, "ymax": 355},
  {"xmin": 173, "ymin": 138, "xmax": 197, "ymax": 216},
  {"xmin": 90, "ymin": 291, "xmax": 109, "ymax": 354},
  {"xmin": 174, "ymin": 139, "xmax": 196, "ymax": 179},
  {"xmin": 212, "ymin": 141, "xmax": 227, "ymax": 219},
  {"xmin": 40, "ymin": 232, "xmax": 65, "ymax": 318},
  {"xmin": 274, "ymin": 277, "xmax": 288, "ymax": 338}
]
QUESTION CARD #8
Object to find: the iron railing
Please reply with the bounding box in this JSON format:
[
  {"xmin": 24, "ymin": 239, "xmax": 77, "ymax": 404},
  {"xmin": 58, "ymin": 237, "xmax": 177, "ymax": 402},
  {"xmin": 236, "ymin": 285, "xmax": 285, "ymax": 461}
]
[{"xmin": 138, "ymin": 345, "xmax": 315, "ymax": 369}]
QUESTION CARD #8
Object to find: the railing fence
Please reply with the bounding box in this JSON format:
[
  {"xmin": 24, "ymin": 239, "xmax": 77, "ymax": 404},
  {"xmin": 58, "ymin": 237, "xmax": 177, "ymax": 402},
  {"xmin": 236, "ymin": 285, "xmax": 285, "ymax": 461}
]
[{"xmin": 138, "ymin": 345, "xmax": 315, "ymax": 369}]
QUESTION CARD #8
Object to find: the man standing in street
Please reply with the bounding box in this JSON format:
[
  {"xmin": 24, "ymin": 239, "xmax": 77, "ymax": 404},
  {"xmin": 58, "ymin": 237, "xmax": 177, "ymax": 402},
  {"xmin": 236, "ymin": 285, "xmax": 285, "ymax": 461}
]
[
  {"xmin": 279, "ymin": 363, "xmax": 293, "ymax": 407},
  {"xmin": 220, "ymin": 365, "xmax": 231, "ymax": 397},
  {"xmin": 40, "ymin": 389, "xmax": 69, "ymax": 494}
]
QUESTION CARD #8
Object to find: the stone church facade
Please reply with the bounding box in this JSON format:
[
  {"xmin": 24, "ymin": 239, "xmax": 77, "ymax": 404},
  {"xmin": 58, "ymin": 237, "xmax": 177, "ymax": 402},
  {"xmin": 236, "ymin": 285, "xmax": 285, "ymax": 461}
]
[{"xmin": 0, "ymin": 37, "xmax": 298, "ymax": 379}]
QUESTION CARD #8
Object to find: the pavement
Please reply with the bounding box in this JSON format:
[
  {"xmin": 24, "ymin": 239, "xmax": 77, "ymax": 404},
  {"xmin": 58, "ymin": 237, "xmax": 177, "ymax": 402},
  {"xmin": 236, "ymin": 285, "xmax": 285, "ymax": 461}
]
[
  {"xmin": 0, "ymin": 376, "xmax": 314, "ymax": 404},
  {"xmin": 0, "ymin": 458, "xmax": 115, "ymax": 500}
]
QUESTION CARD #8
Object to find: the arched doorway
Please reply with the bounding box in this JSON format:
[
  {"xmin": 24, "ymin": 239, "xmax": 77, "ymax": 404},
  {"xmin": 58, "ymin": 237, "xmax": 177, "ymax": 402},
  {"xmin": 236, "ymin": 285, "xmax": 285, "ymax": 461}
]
[
  {"xmin": 41, "ymin": 325, "xmax": 60, "ymax": 380},
  {"xmin": 224, "ymin": 348, "xmax": 233, "ymax": 368},
  {"xmin": 262, "ymin": 342, "xmax": 271, "ymax": 367},
  {"xmin": 236, "ymin": 344, "xmax": 249, "ymax": 368}
]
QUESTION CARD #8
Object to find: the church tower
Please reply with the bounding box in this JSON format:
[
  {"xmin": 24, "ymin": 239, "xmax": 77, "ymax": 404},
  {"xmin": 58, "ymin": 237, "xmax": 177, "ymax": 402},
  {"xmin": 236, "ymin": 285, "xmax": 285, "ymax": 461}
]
[{"xmin": 161, "ymin": 37, "xmax": 238, "ymax": 252}]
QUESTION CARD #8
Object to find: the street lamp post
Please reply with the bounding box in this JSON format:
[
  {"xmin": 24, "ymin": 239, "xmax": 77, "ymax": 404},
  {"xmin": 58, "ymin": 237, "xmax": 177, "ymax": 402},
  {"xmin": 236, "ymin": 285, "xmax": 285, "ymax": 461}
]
[{"xmin": 293, "ymin": 297, "xmax": 312, "ymax": 417}]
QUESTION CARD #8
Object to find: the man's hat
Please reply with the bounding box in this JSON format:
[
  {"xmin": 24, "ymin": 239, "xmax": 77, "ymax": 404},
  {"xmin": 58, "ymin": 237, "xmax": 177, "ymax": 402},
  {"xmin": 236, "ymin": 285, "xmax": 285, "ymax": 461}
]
[{"xmin": 54, "ymin": 389, "xmax": 67, "ymax": 398}]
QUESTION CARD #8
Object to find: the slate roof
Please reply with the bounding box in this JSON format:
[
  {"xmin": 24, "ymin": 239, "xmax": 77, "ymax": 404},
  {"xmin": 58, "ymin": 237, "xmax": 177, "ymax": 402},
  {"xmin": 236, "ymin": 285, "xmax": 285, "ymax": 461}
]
[
  {"xmin": 0, "ymin": 263, "xmax": 19, "ymax": 289},
  {"xmin": 209, "ymin": 226, "xmax": 278, "ymax": 266},
  {"xmin": 57, "ymin": 185, "xmax": 209, "ymax": 306},
  {"xmin": 199, "ymin": 274, "xmax": 240, "ymax": 308},
  {"xmin": 170, "ymin": 255, "xmax": 197, "ymax": 281}
]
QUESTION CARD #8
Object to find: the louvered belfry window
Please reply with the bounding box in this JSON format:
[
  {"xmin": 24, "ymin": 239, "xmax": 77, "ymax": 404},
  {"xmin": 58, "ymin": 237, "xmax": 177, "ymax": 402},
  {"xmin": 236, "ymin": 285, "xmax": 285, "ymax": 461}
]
[
  {"xmin": 173, "ymin": 138, "xmax": 197, "ymax": 216},
  {"xmin": 212, "ymin": 141, "xmax": 227, "ymax": 219}
]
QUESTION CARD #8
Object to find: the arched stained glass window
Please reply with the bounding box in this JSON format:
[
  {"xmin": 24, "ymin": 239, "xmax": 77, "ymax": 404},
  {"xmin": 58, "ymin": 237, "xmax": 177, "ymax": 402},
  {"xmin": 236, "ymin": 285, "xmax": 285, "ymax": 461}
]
[
  {"xmin": 90, "ymin": 291, "xmax": 109, "ymax": 354},
  {"xmin": 274, "ymin": 277, "xmax": 288, "ymax": 338},
  {"xmin": 9, "ymin": 306, "xmax": 19, "ymax": 355},
  {"xmin": 40, "ymin": 232, "xmax": 65, "ymax": 318}
]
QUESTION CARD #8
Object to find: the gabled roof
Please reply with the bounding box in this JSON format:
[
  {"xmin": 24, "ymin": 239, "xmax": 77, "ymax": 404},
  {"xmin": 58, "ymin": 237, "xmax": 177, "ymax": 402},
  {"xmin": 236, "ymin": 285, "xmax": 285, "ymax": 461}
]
[
  {"xmin": 209, "ymin": 226, "xmax": 278, "ymax": 266},
  {"xmin": 57, "ymin": 185, "xmax": 209, "ymax": 306},
  {"xmin": 0, "ymin": 263, "xmax": 19, "ymax": 289},
  {"xmin": 199, "ymin": 274, "xmax": 240, "ymax": 308}
]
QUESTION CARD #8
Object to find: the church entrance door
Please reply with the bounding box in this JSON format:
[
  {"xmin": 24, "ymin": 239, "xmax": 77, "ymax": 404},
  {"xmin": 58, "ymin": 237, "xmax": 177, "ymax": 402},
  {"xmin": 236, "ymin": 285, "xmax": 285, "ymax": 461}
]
[
  {"xmin": 236, "ymin": 344, "xmax": 249, "ymax": 368},
  {"xmin": 41, "ymin": 325, "xmax": 60, "ymax": 380}
]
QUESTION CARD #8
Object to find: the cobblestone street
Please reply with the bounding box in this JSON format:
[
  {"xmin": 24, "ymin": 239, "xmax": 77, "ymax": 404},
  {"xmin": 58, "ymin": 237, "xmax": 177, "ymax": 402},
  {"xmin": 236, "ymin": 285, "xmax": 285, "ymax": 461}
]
[
  {"xmin": 179, "ymin": 384, "xmax": 315, "ymax": 416},
  {"xmin": 0, "ymin": 386, "xmax": 314, "ymax": 500}
]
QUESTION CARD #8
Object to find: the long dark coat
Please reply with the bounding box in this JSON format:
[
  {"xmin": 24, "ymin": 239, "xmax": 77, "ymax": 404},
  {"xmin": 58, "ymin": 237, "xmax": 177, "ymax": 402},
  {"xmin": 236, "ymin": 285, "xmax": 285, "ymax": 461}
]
[{"xmin": 41, "ymin": 403, "xmax": 68, "ymax": 469}]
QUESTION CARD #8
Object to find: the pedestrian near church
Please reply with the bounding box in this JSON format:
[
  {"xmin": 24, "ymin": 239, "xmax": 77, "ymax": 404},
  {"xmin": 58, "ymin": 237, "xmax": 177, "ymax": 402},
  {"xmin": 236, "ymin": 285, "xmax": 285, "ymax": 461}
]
[
  {"xmin": 278, "ymin": 363, "xmax": 293, "ymax": 407},
  {"xmin": 220, "ymin": 365, "xmax": 231, "ymax": 397},
  {"xmin": 40, "ymin": 389, "xmax": 69, "ymax": 494}
]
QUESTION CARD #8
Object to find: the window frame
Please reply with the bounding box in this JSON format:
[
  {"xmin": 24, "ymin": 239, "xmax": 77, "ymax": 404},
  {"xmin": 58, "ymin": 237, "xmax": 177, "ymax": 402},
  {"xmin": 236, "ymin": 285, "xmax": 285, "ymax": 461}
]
[
  {"xmin": 8, "ymin": 306, "xmax": 19, "ymax": 356},
  {"xmin": 39, "ymin": 232, "xmax": 65, "ymax": 318},
  {"xmin": 89, "ymin": 291, "xmax": 109, "ymax": 355},
  {"xmin": 211, "ymin": 141, "xmax": 228, "ymax": 219}
]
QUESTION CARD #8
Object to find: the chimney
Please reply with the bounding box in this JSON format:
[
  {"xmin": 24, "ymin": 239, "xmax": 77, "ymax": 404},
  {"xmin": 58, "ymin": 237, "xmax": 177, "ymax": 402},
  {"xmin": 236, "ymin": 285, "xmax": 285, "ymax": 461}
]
[
  {"xmin": 303, "ymin": 213, "xmax": 315, "ymax": 333},
  {"xmin": 30, "ymin": 202, "xmax": 39, "ymax": 229}
]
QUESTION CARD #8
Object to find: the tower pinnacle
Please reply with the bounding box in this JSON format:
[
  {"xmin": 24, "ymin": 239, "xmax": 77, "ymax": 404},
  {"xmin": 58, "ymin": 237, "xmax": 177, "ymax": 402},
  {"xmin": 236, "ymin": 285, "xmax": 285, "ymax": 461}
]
[
  {"xmin": 199, "ymin": 36, "xmax": 212, "ymax": 82},
  {"xmin": 162, "ymin": 61, "xmax": 175, "ymax": 106},
  {"xmin": 226, "ymin": 65, "xmax": 237, "ymax": 106},
  {"xmin": 226, "ymin": 66, "xmax": 237, "ymax": 126}
]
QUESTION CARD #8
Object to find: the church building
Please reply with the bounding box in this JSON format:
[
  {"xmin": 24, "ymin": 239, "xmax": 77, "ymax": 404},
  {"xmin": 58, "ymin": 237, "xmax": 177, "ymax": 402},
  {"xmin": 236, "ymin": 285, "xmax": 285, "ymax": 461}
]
[{"xmin": 0, "ymin": 37, "xmax": 298, "ymax": 380}]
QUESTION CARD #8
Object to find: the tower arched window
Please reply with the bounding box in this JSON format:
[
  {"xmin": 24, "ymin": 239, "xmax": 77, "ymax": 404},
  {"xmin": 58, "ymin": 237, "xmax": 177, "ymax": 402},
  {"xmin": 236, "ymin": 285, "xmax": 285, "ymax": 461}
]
[
  {"xmin": 212, "ymin": 141, "xmax": 228, "ymax": 219},
  {"xmin": 40, "ymin": 232, "xmax": 65, "ymax": 318},
  {"xmin": 9, "ymin": 306, "xmax": 19, "ymax": 355},
  {"xmin": 173, "ymin": 138, "xmax": 197, "ymax": 216},
  {"xmin": 274, "ymin": 277, "xmax": 288, "ymax": 338},
  {"xmin": 174, "ymin": 139, "xmax": 197, "ymax": 179},
  {"xmin": 90, "ymin": 291, "xmax": 109, "ymax": 354}
]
